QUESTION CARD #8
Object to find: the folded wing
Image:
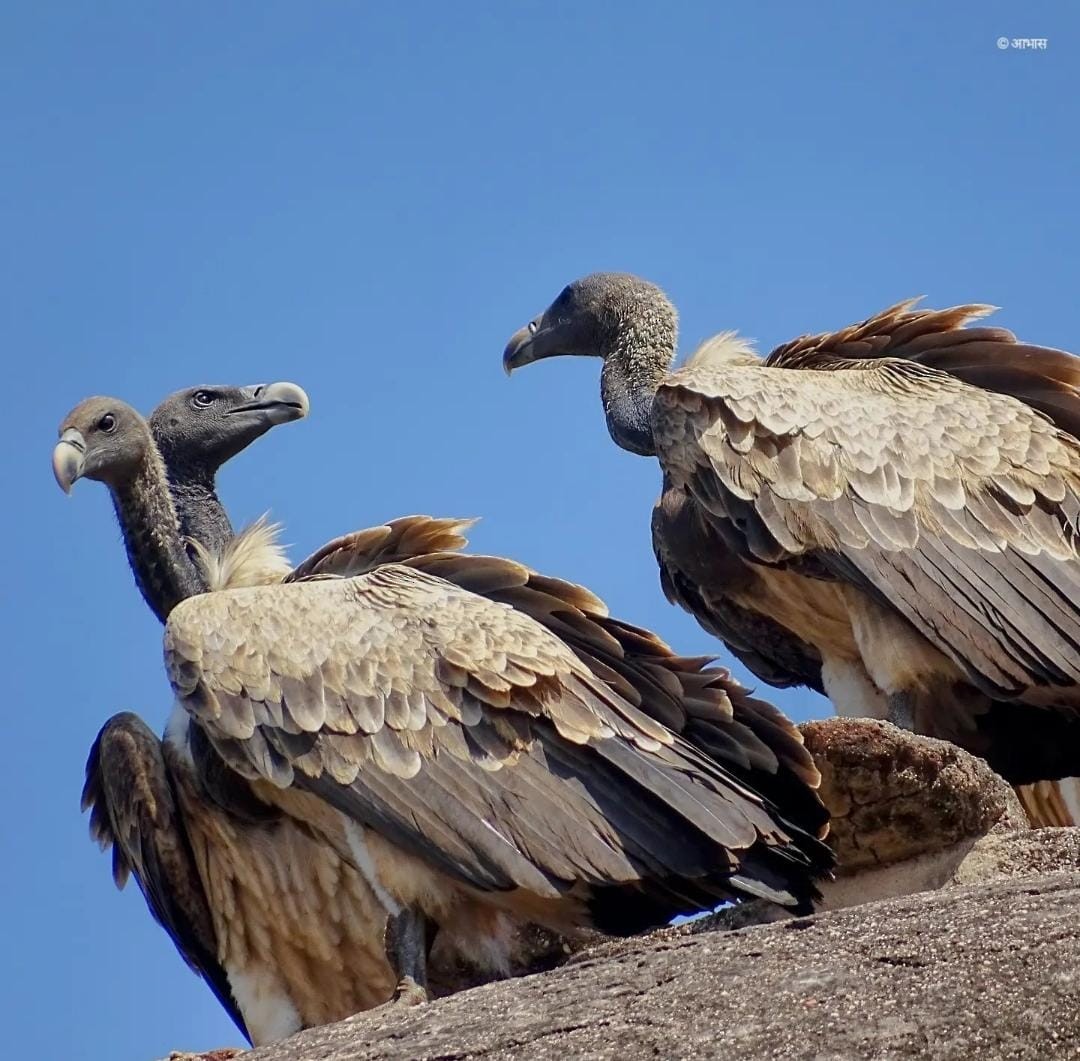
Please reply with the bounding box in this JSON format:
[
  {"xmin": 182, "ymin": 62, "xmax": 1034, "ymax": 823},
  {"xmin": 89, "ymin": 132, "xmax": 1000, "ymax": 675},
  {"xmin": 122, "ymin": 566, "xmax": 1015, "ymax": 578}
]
[
  {"xmin": 83, "ymin": 713, "xmax": 249, "ymax": 1040},
  {"xmin": 288, "ymin": 515, "xmax": 828, "ymax": 844},
  {"xmin": 165, "ymin": 565, "xmax": 832, "ymax": 922},
  {"xmin": 656, "ymin": 340, "xmax": 1080, "ymax": 702}
]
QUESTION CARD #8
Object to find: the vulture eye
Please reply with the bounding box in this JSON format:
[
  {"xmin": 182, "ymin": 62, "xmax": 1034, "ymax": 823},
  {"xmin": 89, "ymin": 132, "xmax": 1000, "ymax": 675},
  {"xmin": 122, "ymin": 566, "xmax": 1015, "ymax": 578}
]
[
  {"xmin": 98, "ymin": 413, "xmax": 116, "ymax": 433},
  {"xmin": 192, "ymin": 391, "xmax": 215, "ymax": 408}
]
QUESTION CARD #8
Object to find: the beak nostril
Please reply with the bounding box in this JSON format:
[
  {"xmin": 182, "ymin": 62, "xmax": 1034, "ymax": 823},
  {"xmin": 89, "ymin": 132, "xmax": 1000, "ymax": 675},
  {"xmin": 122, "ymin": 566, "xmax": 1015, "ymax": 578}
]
[{"xmin": 252, "ymin": 386, "xmax": 264, "ymax": 399}]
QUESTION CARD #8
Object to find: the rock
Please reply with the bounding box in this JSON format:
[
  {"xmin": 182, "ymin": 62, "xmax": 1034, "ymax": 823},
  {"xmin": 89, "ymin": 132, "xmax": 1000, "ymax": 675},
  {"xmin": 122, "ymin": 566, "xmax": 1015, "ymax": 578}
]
[
  {"xmin": 951, "ymin": 825, "xmax": 1080, "ymax": 885},
  {"xmin": 158, "ymin": 721, "xmax": 1080, "ymax": 1060},
  {"xmin": 802, "ymin": 718, "xmax": 1025, "ymax": 874},
  {"xmin": 238, "ymin": 872, "xmax": 1080, "ymax": 1061},
  {"xmin": 164, "ymin": 1052, "xmax": 242, "ymax": 1061},
  {"xmin": 695, "ymin": 719, "xmax": 1031, "ymax": 915}
]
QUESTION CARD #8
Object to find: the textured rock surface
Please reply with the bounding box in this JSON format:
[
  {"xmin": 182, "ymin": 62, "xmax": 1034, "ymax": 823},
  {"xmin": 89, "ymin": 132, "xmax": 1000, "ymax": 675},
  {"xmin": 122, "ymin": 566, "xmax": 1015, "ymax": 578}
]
[
  {"xmin": 803, "ymin": 718, "xmax": 1026, "ymax": 873},
  {"xmin": 951, "ymin": 824, "xmax": 1080, "ymax": 885},
  {"xmin": 155, "ymin": 721, "xmax": 1080, "ymax": 1061},
  {"xmin": 232, "ymin": 872, "xmax": 1080, "ymax": 1061}
]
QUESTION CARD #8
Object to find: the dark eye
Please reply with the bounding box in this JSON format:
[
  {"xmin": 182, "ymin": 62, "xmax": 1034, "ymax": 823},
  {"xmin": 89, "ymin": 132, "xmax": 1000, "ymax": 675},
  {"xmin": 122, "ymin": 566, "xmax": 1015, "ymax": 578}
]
[
  {"xmin": 98, "ymin": 414, "xmax": 116, "ymax": 433},
  {"xmin": 191, "ymin": 391, "xmax": 215, "ymax": 408}
]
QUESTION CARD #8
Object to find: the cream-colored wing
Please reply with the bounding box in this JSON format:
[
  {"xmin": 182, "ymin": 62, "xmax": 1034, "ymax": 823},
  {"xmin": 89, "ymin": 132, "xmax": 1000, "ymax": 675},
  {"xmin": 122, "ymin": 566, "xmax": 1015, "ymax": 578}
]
[
  {"xmin": 655, "ymin": 347, "xmax": 1080, "ymax": 700},
  {"xmin": 165, "ymin": 565, "xmax": 831, "ymax": 916},
  {"xmin": 290, "ymin": 514, "xmax": 826, "ymax": 842},
  {"xmin": 1015, "ymin": 779, "xmax": 1080, "ymax": 828}
]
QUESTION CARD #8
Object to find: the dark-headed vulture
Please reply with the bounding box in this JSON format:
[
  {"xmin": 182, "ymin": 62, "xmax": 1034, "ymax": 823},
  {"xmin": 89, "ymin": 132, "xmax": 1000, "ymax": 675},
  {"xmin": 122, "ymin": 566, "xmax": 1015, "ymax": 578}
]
[{"xmin": 504, "ymin": 274, "xmax": 1080, "ymax": 827}]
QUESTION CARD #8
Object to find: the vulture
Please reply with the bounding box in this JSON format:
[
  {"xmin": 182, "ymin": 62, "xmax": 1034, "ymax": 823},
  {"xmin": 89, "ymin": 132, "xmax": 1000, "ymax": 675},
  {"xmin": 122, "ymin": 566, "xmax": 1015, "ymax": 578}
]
[
  {"xmin": 55, "ymin": 394, "xmax": 832, "ymax": 1045},
  {"xmin": 151, "ymin": 382, "xmax": 309, "ymax": 561},
  {"xmin": 504, "ymin": 273, "xmax": 1080, "ymax": 827},
  {"xmin": 75, "ymin": 382, "xmax": 309, "ymax": 1042}
]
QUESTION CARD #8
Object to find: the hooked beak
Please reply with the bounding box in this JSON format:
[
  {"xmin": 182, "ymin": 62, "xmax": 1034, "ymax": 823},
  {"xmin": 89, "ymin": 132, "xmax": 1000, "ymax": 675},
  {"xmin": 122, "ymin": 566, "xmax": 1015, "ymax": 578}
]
[
  {"xmin": 227, "ymin": 381, "xmax": 310, "ymax": 425},
  {"xmin": 503, "ymin": 326, "xmax": 540, "ymax": 380},
  {"xmin": 502, "ymin": 314, "xmax": 583, "ymax": 376},
  {"xmin": 52, "ymin": 428, "xmax": 86, "ymax": 494}
]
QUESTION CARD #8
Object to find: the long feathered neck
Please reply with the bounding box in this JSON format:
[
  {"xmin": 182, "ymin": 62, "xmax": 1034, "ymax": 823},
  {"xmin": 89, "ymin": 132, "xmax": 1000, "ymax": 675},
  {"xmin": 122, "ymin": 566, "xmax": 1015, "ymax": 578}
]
[
  {"xmin": 599, "ymin": 308, "xmax": 677, "ymax": 457},
  {"xmin": 111, "ymin": 449, "xmax": 206, "ymax": 624},
  {"xmin": 158, "ymin": 451, "xmax": 293, "ymax": 594},
  {"xmin": 165, "ymin": 462, "xmax": 235, "ymax": 559}
]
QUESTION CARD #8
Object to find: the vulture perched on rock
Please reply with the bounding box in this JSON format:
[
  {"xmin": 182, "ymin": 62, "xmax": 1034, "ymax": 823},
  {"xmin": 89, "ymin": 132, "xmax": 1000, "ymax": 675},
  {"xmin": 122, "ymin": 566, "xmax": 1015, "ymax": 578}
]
[
  {"xmin": 55, "ymin": 394, "xmax": 832, "ymax": 1045},
  {"xmin": 504, "ymin": 273, "xmax": 1080, "ymax": 827},
  {"xmin": 74, "ymin": 382, "xmax": 309, "ymax": 1043}
]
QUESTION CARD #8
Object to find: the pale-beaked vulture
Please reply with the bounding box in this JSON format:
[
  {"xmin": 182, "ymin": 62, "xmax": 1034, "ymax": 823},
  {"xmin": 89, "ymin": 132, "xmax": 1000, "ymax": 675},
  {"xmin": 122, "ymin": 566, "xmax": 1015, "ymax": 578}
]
[
  {"xmin": 73, "ymin": 382, "xmax": 309, "ymax": 1043},
  {"xmin": 55, "ymin": 395, "xmax": 832, "ymax": 1045},
  {"xmin": 504, "ymin": 273, "xmax": 1080, "ymax": 827},
  {"xmin": 73, "ymin": 391, "xmax": 831, "ymax": 1041}
]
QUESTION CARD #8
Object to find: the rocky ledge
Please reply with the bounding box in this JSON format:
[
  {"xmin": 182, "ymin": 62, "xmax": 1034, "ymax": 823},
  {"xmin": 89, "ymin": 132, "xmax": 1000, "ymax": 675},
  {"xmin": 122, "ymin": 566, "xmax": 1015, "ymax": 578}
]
[{"xmin": 163, "ymin": 720, "xmax": 1080, "ymax": 1061}]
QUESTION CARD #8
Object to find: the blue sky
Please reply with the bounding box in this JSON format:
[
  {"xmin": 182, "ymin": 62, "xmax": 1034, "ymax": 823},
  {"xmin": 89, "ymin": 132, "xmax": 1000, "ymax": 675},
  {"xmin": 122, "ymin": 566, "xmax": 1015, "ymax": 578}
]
[{"xmin": 4, "ymin": 3, "xmax": 1077, "ymax": 1058}]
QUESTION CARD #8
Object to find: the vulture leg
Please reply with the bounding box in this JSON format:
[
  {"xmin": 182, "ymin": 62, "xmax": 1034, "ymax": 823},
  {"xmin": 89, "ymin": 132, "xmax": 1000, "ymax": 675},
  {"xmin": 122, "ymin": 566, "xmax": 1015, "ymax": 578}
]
[
  {"xmin": 383, "ymin": 907, "xmax": 432, "ymax": 1005},
  {"xmin": 887, "ymin": 691, "xmax": 917, "ymax": 732}
]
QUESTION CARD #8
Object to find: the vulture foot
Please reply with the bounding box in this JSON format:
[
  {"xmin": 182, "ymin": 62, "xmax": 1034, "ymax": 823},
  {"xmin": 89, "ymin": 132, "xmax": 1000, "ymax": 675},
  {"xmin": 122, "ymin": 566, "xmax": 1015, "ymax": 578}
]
[
  {"xmin": 347, "ymin": 976, "xmax": 430, "ymax": 1027},
  {"xmin": 887, "ymin": 691, "xmax": 917, "ymax": 732},
  {"xmin": 382, "ymin": 907, "xmax": 432, "ymax": 1006},
  {"xmin": 389, "ymin": 975, "xmax": 429, "ymax": 1007}
]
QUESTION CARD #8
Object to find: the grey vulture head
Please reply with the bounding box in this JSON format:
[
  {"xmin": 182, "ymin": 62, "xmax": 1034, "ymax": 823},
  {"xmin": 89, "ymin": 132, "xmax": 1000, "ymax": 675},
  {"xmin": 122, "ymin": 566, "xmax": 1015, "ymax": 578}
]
[
  {"xmin": 149, "ymin": 382, "xmax": 308, "ymax": 473},
  {"xmin": 503, "ymin": 273, "xmax": 675, "ymax": 372},
  {"xmin": 53, "ymin": 396, "xmax": 204, "ymax": 622},
  {"xmin": 148, "ymin": 382, "xmax": 308, "ymax": 558},
  {"xmin": 504, "ymin": 273, "xmax": 682, "ymax": 455}
]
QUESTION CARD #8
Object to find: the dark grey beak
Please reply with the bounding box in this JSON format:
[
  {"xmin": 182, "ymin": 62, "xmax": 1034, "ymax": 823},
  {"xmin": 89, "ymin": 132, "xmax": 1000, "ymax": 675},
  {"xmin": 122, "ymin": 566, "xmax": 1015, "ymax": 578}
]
[
  {"xmin": 503, "ymin": 324, "xmax": 540, "ymax": 376},
  {"xmin": 228, "ymin": 381, "xmax": 310, "ymax": 424},
  {"xmin": 52, "ymin": 428, "xmax": 86, "ymax": 494},
  {"xmin": 502, "ymin": 316, "xmax": 584, "ymax": 376}
]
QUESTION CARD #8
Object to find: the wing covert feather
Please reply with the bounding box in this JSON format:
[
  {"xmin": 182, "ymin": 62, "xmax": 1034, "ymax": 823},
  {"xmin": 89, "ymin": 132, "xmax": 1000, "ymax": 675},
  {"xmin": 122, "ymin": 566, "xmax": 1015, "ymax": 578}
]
[
  {"xmin": 266, "ymin": 514, "xmax": 826, "ymax": 841},
  {"xmin": 655, "ymin": 344, "xmax": 1080, "ymax": 695},
  {"xmin": 165, "ymin": 565, "xmax": 830, "ymax": 907}
]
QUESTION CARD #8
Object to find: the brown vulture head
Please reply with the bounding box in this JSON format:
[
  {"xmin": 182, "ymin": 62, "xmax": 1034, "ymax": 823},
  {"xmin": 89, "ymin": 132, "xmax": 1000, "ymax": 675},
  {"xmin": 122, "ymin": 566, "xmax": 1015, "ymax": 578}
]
[{"xmin": 52, "ymin": 397, "xmax": 151, "ymax": 493}]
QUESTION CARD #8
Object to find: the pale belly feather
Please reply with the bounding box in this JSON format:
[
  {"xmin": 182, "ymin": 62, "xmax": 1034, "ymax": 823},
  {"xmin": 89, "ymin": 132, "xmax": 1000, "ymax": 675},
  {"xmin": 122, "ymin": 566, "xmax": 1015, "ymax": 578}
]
[{"xmin": 729, "ymin": 564, "xmax": 958, "ymax": 716}]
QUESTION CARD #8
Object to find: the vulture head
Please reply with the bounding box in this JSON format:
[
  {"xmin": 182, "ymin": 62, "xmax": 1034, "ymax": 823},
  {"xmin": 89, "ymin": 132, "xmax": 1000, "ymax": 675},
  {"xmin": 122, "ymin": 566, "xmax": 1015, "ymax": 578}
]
[
  {"xmin": 503, "ymin": 273, "xmax": 678, "ymax": 455},
  {"xmin": 503, "ymin": 273, "xmax": 676, "ymax": 373},
  {"xmin": 150, "ymin": 382, "xmax": 309, "ymax": 475},
  {"xmin": 53, "ymin": 394, "xmax": 225, "ymax": 619},
  {"xmin": 53, "ymin": 397, "xmax": 153, "ymax": 494}
]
